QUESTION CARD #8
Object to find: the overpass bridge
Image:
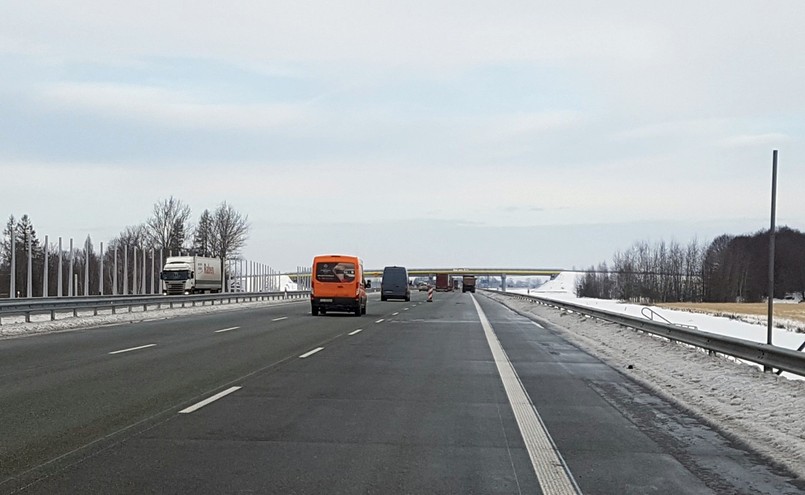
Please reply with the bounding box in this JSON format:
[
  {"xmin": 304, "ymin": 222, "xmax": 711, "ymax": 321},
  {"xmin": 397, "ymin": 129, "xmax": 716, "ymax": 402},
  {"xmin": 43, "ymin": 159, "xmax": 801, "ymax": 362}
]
[
  {"xmin": 289, "ymin": 267, "xmax": 566, "ymax": 291},
  {"xmin": 363, "ymin": 267, "xmax": 564, "ymax": 277}
]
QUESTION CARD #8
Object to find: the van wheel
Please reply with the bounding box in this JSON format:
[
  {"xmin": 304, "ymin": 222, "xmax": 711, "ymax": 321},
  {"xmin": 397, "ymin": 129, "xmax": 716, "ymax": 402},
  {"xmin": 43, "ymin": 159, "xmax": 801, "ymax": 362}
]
[
  {"xmin": 311, "ymin": 305, "xmax": 319, "ymax": 316},
  {"xmin": 362, "ymin": 304, "xmax": 367, "ymax": 315},
  {"xmin": 354, "ymin": 304, "xmax": 362, "ymax": 316},
  {"xmin": 381, "ymin": 295, "xmax": 387, "ymax": 301}
]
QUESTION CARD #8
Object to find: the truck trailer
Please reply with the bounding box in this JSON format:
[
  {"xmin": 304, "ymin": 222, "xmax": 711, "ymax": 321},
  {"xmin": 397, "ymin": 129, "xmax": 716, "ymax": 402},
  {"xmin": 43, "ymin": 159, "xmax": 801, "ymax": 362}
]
[
  {"xmin": 160, "ymin": 256, "xmax": 222, "ymax": 295},
  {"xmin": 435, "ymin": 273, "xmax": 452, "ymax": 292},
  {"xmin": 462, "ymin": 275, "xmax": 476, "ymax": 293}
]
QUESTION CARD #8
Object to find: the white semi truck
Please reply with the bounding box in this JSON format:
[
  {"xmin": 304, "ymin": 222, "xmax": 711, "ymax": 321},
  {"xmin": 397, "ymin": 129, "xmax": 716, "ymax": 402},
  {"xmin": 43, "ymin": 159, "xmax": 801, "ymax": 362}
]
[{"xmin": 160, "ymin": 256, "xmax": 222, "ymax": 295}]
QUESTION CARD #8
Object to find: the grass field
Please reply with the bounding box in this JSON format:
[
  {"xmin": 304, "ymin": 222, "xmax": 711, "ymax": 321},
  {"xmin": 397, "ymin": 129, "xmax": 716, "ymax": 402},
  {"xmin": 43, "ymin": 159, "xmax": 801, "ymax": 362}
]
[{"xmin": 657, "ymin": 302, "xmax": 805, "ymax": 325}]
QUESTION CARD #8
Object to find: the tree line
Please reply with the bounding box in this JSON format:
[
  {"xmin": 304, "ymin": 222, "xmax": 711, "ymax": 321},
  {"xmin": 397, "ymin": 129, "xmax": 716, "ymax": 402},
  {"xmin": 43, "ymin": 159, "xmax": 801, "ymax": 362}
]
[
  {"xmin": 576, "ymin": 227, "xmax": 805, "ymax": 303},
  {"xmin": 0, "ymin": 198, "xmax": 249, "ymax": 298}
]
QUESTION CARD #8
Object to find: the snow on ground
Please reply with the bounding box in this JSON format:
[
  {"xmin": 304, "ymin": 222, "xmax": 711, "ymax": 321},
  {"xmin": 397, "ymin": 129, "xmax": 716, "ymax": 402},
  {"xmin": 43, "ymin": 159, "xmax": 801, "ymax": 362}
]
[
  {"xmin": 513, "ymin": 272, "xmax": 805, "ymax": 355},
  {"xmin": 0, "ymin": 295, "xmax": 307, "ymax": 339},
  {"xmin": 485, "ymin": 274, "xmax": 805, "ymax": 479}
]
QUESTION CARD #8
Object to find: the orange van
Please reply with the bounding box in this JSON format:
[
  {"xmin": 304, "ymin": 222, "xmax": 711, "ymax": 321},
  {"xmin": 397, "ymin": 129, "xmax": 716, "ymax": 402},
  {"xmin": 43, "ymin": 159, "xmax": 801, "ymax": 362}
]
[{"xmin": 310, "ymin": 254, "xmax": 368, "ymax": 316}]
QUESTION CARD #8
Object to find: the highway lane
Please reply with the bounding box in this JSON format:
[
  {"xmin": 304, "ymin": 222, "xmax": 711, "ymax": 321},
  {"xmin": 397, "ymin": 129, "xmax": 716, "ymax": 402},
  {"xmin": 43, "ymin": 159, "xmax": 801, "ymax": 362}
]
[
  {"xmin": 0, "ymin": 295, "xmax": 384, "ymax": 489},
  {"xmin": 473, "ymin": 295, "xmax": 805, "ymax": 494},
  {"xmin": 3, "ymin": 291, "xmax": 804, "ymax": 493},
  {"xmin": 2, "ymin": 292, "xmax": 543, "ymax": 494}
]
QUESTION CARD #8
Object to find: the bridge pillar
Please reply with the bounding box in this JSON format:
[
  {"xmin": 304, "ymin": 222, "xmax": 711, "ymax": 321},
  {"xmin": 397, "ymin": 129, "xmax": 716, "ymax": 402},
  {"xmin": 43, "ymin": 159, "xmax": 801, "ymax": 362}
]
[{"xmin": 501, "ymin": 274, "xmax": 507, "ymax": 292}]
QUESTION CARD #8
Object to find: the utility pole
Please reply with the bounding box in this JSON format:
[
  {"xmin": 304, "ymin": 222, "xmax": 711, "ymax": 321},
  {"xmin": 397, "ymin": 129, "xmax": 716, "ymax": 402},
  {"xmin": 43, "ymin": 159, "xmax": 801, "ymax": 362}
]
[{"xmin": 765, "ymin": 150, "xmax": 778, "ymax": 372}]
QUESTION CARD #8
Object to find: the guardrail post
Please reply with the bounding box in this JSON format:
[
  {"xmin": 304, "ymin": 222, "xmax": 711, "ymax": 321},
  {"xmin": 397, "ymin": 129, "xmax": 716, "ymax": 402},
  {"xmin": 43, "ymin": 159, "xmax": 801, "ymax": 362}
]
[
  {"xmin": 27, "ymin": 234, "xmax": 32, "ymax": 298},
  {"xmin": 57, "ymin": 237, "xmax": 63, "ymax": 297},
  {"xmin": 123, "ymin": 245, "xmax": 128, "ymax": 296},
  {"xmin": 99, "ymin": 242, "xmax": 104, "ymax": 296},
  {"xmin": 113, "ymin": 247, "xmax": 118, "ymax": 296},
  {"xmin": 43, "ymin": 235, "xmax": 49, "ymax": 298},
  {"xmin": 9, "ymin": 219, "xmax": 15, "ymax": 299},
  {"xmin": 84, "ymin": 236, "xmax": 89, "ymax": 297},
  {"xmin": 150, "ymin": 248, "xmax": 155, "ymax": 295},
  {"xmin": 68, "ymin": 238, "xmax": 74, "ymax": 297}
]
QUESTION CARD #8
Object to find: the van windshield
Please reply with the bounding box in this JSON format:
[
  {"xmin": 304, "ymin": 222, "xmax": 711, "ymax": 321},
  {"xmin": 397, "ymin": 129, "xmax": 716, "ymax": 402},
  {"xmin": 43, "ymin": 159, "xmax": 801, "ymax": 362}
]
[{"xmin": 316, "ymin": 262, "xmax": 356, "ymax": 283}]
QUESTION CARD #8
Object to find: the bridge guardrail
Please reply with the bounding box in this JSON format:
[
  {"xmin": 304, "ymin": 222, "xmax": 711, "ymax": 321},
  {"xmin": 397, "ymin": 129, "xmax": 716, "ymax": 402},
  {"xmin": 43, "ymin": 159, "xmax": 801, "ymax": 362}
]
[
  {"xmin": 0, "ymin": 291, "xmax": 310, "ymax": 325},
  {"xmin": 488, "ymin": 290, "xmax": 805, "ymax": 378}
]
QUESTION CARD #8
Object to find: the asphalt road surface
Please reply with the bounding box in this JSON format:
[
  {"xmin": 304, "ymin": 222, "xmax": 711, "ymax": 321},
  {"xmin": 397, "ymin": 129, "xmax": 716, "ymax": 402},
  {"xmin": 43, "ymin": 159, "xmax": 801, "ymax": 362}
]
[{"xmin": 1, "ymin": 291, "xmax": 803, "ymax": 494}]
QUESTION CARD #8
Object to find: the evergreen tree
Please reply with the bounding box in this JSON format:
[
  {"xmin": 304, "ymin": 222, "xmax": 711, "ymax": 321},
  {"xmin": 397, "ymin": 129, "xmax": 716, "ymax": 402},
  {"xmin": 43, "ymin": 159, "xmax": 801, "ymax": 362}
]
[
  {"xmin": 12, "ymin": 214, "xmax": 43, "ymax": 296},
  {"xmin": 193, "ymin": 209, "xmax": 214, "ymax": 256}
]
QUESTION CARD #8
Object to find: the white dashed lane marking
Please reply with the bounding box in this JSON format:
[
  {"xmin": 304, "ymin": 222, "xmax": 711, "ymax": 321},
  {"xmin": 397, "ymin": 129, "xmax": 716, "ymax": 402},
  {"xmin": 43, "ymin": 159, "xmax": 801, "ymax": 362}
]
[
  {"xmin": 299, "ymin": 347, "xmax": 324, "ymax": 358},
  {"xmin": 215, "ymin": 327, "xmax": 240, "ymax": 333},
  {"xmin": 109, "ymin": 344, "xmax": 156, "ymax": 355},
  {"xmin": 179, "ymin": 387, "xmax": 242, "ymax": 414}
]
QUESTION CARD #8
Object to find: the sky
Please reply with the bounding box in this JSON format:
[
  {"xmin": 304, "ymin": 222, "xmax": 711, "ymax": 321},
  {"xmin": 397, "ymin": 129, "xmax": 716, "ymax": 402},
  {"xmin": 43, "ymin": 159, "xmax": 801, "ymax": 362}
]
[{"xmin": 2, "ymin": 1, "xmax": 804, "ymax": 271}]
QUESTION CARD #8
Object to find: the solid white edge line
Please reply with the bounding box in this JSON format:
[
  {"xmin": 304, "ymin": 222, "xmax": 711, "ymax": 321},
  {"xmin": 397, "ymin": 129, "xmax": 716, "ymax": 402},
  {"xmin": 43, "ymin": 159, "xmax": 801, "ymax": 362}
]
[
  {"xmin": 470, "ymin": 294, "xmax": 581, "ymax": 495},
  {"xmin": 375, "ymin": 319, "xmax": 385, "ymax": 323},
  {"xmin": 348, "ymin": 329, "xmax": 363, "ymax": 336},
  {"xmin": 109, "ymin": 344, "xmax": 157, "ymax": 355},
  {"xmin": 178, "ymin": 386, "xmax": 242, "ymax": 414},
  {"xmin": 272, "ymin": 317, "xmax": 288, "ymax": 321},
  {"xmin": 532, "ymin": 321, "xmax": 544, "ymax": 329},
  {"xmin": 215, "ymin": 326, "xmax": 240, "ymax": 333},
  {"xmin": 299, "ymin": 347, "xmax": 324, "ymax": 358}
]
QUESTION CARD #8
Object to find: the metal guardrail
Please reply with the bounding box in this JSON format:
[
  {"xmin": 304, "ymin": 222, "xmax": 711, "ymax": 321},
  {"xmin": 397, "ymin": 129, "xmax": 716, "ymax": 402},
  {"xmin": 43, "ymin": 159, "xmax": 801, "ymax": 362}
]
[
  {"xmin": 0, "ymin": 291, "xmax": 310, "ymax": 325},
  {"xmin": 640, "ymin": 306, "xmax": 698, "ymax": 330},
  {"xmin": 490, "ymin": 291, "xmax": 805, "ymax": 377}
]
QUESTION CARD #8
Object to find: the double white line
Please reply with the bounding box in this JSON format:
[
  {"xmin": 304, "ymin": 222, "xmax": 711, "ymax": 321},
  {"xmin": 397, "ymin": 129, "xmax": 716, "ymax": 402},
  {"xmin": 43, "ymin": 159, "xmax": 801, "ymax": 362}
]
[{"xmin": 470, "ymin": 294, "xmax": 581, "ymax": 495}]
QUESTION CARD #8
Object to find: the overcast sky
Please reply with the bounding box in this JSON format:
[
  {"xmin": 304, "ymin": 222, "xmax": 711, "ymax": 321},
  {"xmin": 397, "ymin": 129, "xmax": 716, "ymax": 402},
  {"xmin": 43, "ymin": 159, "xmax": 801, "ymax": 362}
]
[{"xmin": 2, "ymin": 1, "xmax": 804, "ymax": 271}]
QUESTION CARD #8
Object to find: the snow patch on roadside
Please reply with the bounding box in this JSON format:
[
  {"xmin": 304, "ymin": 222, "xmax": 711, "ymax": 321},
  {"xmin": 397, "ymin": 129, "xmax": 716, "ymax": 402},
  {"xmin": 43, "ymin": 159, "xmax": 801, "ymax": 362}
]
[
  {"xmin": 0, "ymin": 297, "xmax": 306, "ymax": 339},
  {"xmin": 508, "ymin": 285, "xmax": 805, "ymax": 354},
  {"xmin": 484, "ymin": 291, "xmax": 805, "ymax": 480}
]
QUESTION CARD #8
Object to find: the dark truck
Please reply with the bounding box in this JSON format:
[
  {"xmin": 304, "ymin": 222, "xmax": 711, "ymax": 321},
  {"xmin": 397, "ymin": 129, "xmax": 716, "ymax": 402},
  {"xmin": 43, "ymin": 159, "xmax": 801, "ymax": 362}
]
[
  {"xmin": 435, "ymin": 273, "xmax": 451, "ymax": 291},
  {"xmin": 462, "ymin": 275, "xmax": 476, "ymax": 293}
]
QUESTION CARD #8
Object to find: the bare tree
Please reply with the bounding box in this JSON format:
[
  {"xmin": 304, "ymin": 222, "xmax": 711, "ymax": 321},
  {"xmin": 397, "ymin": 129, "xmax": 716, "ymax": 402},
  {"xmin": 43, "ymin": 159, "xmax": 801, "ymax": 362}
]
[
  {"xmin": 109, "ymin": 224, "xmax": 149, "ymax": 295},
  {"xmin": 210, "ymin": 202, "xmax": 250, "ymax": 289},
  {"xmin": 147, "ymin": 197, "xmax": 192, "ymax": 257}
]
